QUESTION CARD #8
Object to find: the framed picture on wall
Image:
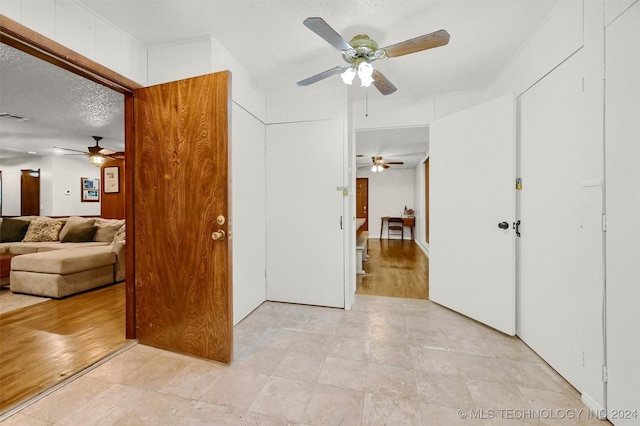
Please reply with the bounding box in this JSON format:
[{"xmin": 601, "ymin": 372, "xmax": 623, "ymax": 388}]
[
  {"xmin": 81, "ymin": 178, "xmax": 100, "ymax": 202},
  {"xmin": 104, "ymin": 166, "xmax": 120, "ymax": 193}
]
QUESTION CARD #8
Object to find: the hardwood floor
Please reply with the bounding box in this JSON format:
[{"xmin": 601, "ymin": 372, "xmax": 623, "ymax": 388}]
[
  {"xmin": 0, "ymin": 283, "xmax": 129, "ymax": 413},
  {"xmin": 356, "ymin": 238, "xmax": 429, "ymax": 299}
]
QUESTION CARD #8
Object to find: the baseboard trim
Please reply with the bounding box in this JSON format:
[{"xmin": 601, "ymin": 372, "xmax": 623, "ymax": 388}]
[{"xmin": 581, "ymin": 392, "xmax": 607, "ymax": 420}]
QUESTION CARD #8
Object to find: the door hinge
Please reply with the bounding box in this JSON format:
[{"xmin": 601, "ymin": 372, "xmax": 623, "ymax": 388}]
[
  {"xmin": 602, "ymin": 214, "xmax": 607, "ymax": 232},
  {"xmin": 602, "ymin": 364, "xmax": 608, "ymax": 383}
]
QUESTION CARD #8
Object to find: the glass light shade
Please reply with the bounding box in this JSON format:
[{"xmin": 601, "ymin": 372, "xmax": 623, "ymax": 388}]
[
  {"xmin": 357, "ymin": 62, "xmax": 375, "ymax": 87},
  {"xmin": 340, "ymin": 67, "xmax": 356, "ymax": 85},
  {"xmin": 371, "ymin": 164, "xmax": 384, "ymax": 173},
  {"xmin": 89, "ymin": 154, "xmax": 105, "ymax": 167}
]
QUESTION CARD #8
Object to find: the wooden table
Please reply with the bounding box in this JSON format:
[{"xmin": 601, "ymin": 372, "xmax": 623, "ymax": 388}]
[
  {"xmin": 380, "ymin": 216, "xmax": 416, "ymax": 240},
  {"xmin": 0, "ymin": 253, "xmax": 19, "ymax": 287}
]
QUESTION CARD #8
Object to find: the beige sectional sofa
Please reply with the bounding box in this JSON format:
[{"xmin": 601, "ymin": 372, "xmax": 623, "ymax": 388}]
[{"xmin": 0, "ymin": 216, "xmax": 125, "ymax": 298}]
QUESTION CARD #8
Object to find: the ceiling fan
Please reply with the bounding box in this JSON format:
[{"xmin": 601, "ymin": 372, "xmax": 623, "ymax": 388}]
[
  {"xmin": 297, "ymin": 17, "xmax": 450, "ymax": 95},
  {"xmin": 54, "ymin": 136, "xmax": 121, "ymax": 167},
  {"xmin": 359, "ymin": 155, "xmax": 404, "ymax": 172}
]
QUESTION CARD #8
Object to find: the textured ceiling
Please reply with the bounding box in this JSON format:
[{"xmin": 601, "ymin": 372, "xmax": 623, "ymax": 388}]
[
  {"xmin": 0, "ymin": 43, "xmax": 124, "ymax": 159},
  {"xmin": 1, "ymin": 0, "xmax": 560, "ymax": 164}
]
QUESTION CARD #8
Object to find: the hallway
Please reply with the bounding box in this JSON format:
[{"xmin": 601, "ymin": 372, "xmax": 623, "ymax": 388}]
[{"xmin": 357, "ymin": 239, "xmax": 429, "ymax": 300}]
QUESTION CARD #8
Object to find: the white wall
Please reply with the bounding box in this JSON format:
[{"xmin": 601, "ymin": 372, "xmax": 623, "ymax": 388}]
[
  {"xmin": 487, "ymin": 0, "xmax": 607, "ymax": 411},
  {"xmin": 0, "ymin": 0, "xmax": 147, "ymax": 85},
  {"xmin": 231, "ymin": 103, "xmax": 267, "ymax": 325},
  {"xmin": 356, "ymin": 168, "xmax": 415, "ymax": 240},
  {"xmin": 604, "ymin": 1, "xmax": 640, "ymax": 422},
  {"xmin": 0, "ymin": 155, "xmax": 100, "ymax": 216}
]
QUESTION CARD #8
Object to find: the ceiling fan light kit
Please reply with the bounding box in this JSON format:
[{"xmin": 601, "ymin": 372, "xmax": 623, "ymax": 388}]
[
  {"xmin": 367, "ymin": 155, "xmax": 403, "ymax": 173},
  {"xmin": 54, "ymin": 135, "xmax": 118, "ymax": 167},
  {"xmin": 297, "ymin": 17, "xmax": 450, "ymax": 96}
]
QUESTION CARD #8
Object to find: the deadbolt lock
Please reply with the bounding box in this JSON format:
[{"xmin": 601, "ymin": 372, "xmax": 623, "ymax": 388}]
[
  {"xmin": 217, "ymin": 215, "xmax": 226, "ymax": 225},
  {"xmin": 211, "ymin": 230, "xmax": 226, "ymax": 241}
]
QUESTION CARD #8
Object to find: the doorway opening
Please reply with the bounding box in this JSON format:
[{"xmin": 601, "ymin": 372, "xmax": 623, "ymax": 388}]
[
  {"xmin": 354, "ymin": 126, "xmax": 429, "ymax": 300},
  {"xmin": 0, "ymin": 20, "xmax": 136, "ymax": 415}
]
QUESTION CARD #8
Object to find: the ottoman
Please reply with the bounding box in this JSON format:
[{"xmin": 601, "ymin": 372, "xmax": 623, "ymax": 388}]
[{"xmin": 10, "ymin": 247, "xmax": 116, "ymax": 298}]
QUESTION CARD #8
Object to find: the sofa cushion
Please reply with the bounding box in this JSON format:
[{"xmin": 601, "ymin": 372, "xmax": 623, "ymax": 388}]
[
  {"xmin": 61, "ymin": 225, "xmax": 98, "ymax": 243},
  {"xmin": 94, "ymin": 219, "xmax": 125, "ymax": 242},
  {"xmin": 22, "ymin": 217, "xmax": 64, "ymax": 242},
  {"xmin": 111, "ymin": 224, "xmax": 126, "ymax": 245},
  {"xmin": 30, "ymin": 241, "xmax": 109, "ymax": 252},
  {"xmin": 58, "ymin": 216, "xmax": 96, "ymax": 241},
  {"xmin": 0, "ymin": 218, "xmax": 31, "ymax": 242},
  {"xmin": 11, "ymin": 247, "xmax": 116, "ymax": 275}
]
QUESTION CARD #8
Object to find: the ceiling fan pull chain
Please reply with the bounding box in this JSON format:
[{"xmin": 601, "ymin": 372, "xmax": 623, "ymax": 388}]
[{"xmin": 365, "ymin": 87, "xmax": 369, "ymax": 117}]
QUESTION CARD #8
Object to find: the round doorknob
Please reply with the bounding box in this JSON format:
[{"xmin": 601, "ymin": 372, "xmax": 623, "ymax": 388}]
[
  {"xmin": 211, "ymin": 230, "xmax": 226, "ymax": 241},
  {"xmin": 498, "ymin": 222, "xmax": 509, "ymax": 229}
]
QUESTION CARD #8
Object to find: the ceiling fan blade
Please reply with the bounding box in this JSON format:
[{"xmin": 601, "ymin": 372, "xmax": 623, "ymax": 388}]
[
  {"xmin": 53, "ymin": 146, "xmax": 87, "ymax": 154},
  {"xmin": 297, "ymin": 66, "xmax": 348, "ymax": 86},
  {"xmin": 382, "ymin": 164, "xmax": 390, "ymax": 169},
  {"xmin": 385, "ymin": 161, "xmax": 404, "ymax": 165},
  {"xmin": 99, "ymin": 148, "xmax": 116, "ymax": 155},
  {"xmin": 372, "ymin": 69, "xmax": 397, "ymax": 96},
  {"xmin": 383, "ymin": 29, "xmax": 450, "ymax": 58},
  {"xmin": 303, "ymin": 17, "xmax": 352, "ymax": 51}
]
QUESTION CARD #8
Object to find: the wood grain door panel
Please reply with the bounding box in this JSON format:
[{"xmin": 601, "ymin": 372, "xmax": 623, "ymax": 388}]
[
  {"xmin": 133, "ymin": 72, "xmax": 232, "ymax": 363},
  {"xmin": 20, "ymin": 169, "xmax": 40, "ymax": 216},
  {"xmin": 356, "ymin": 177, "xmax": 368, "ymax": 231}
]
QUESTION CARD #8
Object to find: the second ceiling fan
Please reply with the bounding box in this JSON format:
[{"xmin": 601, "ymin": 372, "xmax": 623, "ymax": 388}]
[
  {"xmin": 360, "ymin": 155, "xmax": 404, "ymax": 172},
  {"xmin": 297, "ymin": 17, "xmax": 450, "ymax": 95}
]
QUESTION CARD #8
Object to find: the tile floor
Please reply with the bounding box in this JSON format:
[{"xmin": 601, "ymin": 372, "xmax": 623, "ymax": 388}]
[{"xmin": 2, "ymin": 295, "xmax": 610, "ymax": 425}]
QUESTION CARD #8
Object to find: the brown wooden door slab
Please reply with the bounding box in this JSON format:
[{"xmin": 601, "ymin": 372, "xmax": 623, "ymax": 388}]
[
  {"xmin": 356, "ymin": 177, "xmax": 369, "ymax": 231},
  {"xmin": 133, "ymin": 72, "xmax": 232, "ymax": 363},
  {"xmin": 20, "ymin": 169, "xmax": 40, "ymax": 216}
]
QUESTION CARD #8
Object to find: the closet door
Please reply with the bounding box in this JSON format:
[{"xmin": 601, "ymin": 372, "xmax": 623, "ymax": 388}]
[
  {"xmin": 430, "ymin": 94, "xmax": 516, "ymax": 335},
  {"xmin": 266, "ymin": 119, "xmax": 345, "ymax": 308}
]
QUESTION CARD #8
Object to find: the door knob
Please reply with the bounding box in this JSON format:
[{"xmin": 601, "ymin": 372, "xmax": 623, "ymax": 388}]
[
  {"xmin": 498, "ymin": 221, "xmax": 509, "ymax": 229},
  {"xmin": 211, "ymin": 230, "xmax": 226, "ymax": 241}
]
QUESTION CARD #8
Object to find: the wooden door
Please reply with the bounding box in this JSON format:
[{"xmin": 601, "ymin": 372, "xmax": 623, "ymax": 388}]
[
  {"xmin": 133, "ymin": 72, "xmax": 232, "ymax": 363},
  {"xmin": 356, "ymin": 178, "xmax": 368, "ymax": 231},
  {"xmin": 424, "ymin": 159, "xmax": 429, "ymax": 243},
  {"xmin": 430, "ymin": 94, "xmax": 516, "ymax": 335},
  {"xmin": 100, "ymin": 157, "xmax": 125, "ymax": 219},
  {"xmin": 20, "ymin": 169, "xmax": 40, "ymax": 216}
]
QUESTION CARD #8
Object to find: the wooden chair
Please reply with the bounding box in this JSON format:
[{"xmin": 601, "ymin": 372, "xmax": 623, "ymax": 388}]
[{"xmin": 388, "ymin": 217, "xmax": 404, "ymax": 240}]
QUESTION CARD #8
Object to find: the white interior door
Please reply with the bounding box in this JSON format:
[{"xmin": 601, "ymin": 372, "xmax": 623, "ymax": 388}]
[
  {"xmin": 429, "ymin": 94, "xmax": 516, "ymax": 335},
  {"xmin": 605, "ymin": 3, "xmax": 640, "ymax": 423},
  {"xmin": 266, "ymin": 119, "xmax": 345, "ymax": 308}
]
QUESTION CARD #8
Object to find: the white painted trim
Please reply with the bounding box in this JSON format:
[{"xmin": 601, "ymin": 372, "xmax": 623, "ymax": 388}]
[{"xmin": 580, "ymin": 393, "xmax": 606, "ymax": 420}]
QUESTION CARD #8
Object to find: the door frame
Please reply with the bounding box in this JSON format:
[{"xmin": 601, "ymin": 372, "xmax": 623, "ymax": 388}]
[{"xmin": 1, "ymin": 15, "xmax": 141, "ymax": 338}]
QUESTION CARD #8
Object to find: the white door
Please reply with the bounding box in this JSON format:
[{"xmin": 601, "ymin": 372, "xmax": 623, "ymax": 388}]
[
  {"xmin": 266, "ymin": 119, "xmax": 345, "ymax": 308},
  {"xmin": 605, "ymin": 3, "xmax": 640, "ymax": 423},
  {"xmin": 429, "ymin": 94, "xmax": 516, "ymax": 335}
]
